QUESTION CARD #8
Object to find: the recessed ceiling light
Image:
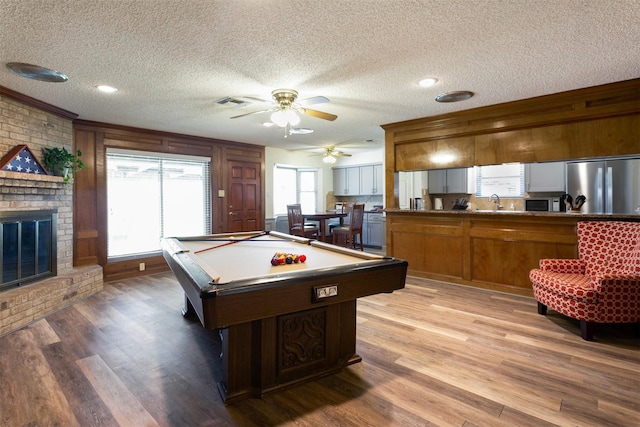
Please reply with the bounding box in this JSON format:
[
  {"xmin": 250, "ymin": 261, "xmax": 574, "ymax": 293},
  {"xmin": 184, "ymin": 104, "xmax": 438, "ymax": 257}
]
[
  {"xmin": 418, "ymin": 77, "xmax": 438, "ymax": 87},
  {"xmin": 6, "ymin": 62, "xmax": 68, "ymax": 82},
  {"xmin": 262, "ymin": 122, "xmax": 275, "ymax": 127},
  {"xmin": 96, "ymin": 85, "xmax": 118, "ymax": 93},
  {"xmin": 435, "ymin": 91, "xmax": 474, "ymax": 102}
]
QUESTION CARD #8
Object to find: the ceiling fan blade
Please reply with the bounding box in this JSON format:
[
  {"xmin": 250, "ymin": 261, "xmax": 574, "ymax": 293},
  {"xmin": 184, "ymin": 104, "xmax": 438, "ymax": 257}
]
[
  {"xmin": 301, "ymin": 108, "xmax": 337, "ymax": 121},
  {"xmin": 230, "ymin": 108, "xmax": 273, "ymax": 119},
  {"xmin": 298, "ymin": 96, "xmax": 329, "ymax": 106},
  {"xmin": 322, "ymin": 146, "xmax": 352, "ymax": 158}
]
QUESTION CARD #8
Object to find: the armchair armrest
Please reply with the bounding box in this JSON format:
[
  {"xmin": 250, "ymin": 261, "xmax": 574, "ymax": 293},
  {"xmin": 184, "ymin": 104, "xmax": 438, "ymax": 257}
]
[
  {"xmin": 539, "ymin": 259, "xmax": 585, "ymax": 274},
  {"xmin": 591, "ymin": 274, "xmax": 640, "ymax": 294}
]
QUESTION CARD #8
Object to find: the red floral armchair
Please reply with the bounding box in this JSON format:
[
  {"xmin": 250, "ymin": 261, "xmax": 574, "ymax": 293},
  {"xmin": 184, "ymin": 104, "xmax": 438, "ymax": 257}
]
[{"xmin": 529, "ymin": 221, "xmax": 640, "ymax": 340}]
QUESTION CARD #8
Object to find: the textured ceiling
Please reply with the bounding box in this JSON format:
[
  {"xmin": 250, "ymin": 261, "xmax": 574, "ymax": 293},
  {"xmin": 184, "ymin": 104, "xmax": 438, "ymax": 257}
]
[{"xmin": 1, "ymin": 0, "xmax": 639, "ymax": 155}]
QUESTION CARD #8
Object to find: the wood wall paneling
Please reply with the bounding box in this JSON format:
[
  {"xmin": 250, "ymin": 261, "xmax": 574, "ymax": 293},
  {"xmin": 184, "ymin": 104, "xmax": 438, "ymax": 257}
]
[
  {"xmin": 395, "ymin": 136, "xmax": 475, "ymax": 171},
  {"xmin": 474, "ymin": 115, "xmax": 640, "ymax": 165},
  {"xmin": 72, "ymin": 121, "xmax": 264, "ymax": 281},
  {"xmin": 102, "ymin": 254, "xmax": 169, "ymax": 282},
  {"xmin": 74, "ymin": 129, "xmax": 99, "ymax": 266}
]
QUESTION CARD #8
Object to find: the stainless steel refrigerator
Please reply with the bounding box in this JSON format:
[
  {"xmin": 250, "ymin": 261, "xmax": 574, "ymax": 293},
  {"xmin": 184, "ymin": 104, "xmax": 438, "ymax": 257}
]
[{"xmin": 566, "ymin": 158, "xmax": 640, "ymax": 214}]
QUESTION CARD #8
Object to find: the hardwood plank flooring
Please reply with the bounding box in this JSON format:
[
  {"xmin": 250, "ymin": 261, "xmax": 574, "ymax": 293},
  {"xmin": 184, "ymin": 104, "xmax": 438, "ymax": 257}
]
[{"xmin": 0, "ymin": 273, "xmax": 638, "ymax": 426}]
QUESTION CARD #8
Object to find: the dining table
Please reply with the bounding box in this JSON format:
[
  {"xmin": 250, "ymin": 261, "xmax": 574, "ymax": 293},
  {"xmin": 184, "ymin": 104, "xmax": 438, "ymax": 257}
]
[{"xmin": 303, "ymin": 211, "xmax": 348, "ymax": 242}]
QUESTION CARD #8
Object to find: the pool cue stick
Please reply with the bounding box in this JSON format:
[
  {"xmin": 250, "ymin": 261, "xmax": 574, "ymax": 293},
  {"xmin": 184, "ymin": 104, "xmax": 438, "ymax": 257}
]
[{"xmin": 194, "ymin": 232, "xmax": 267, "ymax": 254}]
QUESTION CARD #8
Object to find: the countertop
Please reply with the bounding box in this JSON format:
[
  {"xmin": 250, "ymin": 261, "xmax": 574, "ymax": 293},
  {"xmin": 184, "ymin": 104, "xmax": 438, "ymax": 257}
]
[{"xmin": 384, "ymin": 208, "xmax": 640, "ymax": 220}]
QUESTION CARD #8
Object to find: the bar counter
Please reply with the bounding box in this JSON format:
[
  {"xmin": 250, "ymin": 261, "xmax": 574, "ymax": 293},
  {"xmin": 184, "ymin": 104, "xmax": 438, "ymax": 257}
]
[{"xmin": 385, "ymin": 208, "xmax": 640, "ymax": 296}]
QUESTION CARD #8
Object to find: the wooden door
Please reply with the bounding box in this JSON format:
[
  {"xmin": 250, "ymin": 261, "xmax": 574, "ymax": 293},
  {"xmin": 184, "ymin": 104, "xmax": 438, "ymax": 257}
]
[{"xmin": 227, "ymin": 160, "xmax": 261, "ymax": 232}]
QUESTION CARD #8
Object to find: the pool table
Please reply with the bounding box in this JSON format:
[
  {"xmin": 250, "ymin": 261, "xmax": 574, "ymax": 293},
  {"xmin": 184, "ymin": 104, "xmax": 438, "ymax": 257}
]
[{"xmin": 161, "ymin": 231, "xmax": 408, "ymax": 403}]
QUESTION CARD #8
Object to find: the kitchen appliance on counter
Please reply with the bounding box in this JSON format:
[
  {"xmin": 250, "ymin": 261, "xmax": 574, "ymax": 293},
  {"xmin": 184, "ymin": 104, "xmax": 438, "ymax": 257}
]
[
  {"xmin": 566, "ymin": 158, "xmax": 640, "ymax": 214},
  {"xmin": 434, "ymin": 198, "xmax": 443, "ymax": 210},
  {"xmin": 452, "ymin": 198, "xmax": 468, "ymax": 210},
  {"xmin": 525, "ymin": 198, "xmax": 561, "ymax": 212}
]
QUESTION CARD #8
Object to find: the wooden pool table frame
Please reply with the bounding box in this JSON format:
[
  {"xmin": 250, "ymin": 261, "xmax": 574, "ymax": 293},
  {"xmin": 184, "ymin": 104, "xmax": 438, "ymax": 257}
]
[{"xmin": 161, "ymin": 231, "xmax": 408, "ymax": 403}]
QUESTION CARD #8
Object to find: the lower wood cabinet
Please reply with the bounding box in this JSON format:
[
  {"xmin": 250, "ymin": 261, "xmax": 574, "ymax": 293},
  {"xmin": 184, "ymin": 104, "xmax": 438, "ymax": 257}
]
[{"xmin": 385, "ymin": 210, "xmax": 637, "ymax": 296}]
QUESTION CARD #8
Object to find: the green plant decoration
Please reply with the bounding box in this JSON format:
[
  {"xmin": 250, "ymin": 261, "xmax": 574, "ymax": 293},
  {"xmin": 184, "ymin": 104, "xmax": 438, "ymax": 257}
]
[{"xmin": 42, "ymin": 147, "xmax": 87, "ymax": 183}]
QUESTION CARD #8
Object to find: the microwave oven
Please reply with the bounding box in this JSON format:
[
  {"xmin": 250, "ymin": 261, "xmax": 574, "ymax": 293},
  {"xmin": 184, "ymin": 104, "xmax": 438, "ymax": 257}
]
[{"xmin": 525, "ymin": 198, "xmax": 561, "ymax": 212}]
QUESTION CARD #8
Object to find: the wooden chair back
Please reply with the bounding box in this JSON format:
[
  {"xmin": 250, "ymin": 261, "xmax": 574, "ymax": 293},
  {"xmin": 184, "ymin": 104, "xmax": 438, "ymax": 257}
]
[
  {"xmin": 287, "ymin": 204, "xmax": 304, "ymax": 235},
  {"xmin": 287, "ymin": 204, "xmax": 318, "ymax": 238},
  {"xmin": 332, "ymin": 203, "xmax": 365, "ymax": 250},
  {"xmin": 349, "ymin": 204, "xmax": 365, "ymax": 234}
]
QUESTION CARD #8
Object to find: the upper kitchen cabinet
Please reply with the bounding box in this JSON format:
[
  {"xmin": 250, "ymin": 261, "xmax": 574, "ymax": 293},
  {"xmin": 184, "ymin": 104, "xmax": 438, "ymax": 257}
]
[
  {"xmin": 333, "ymin": 167, "xmax": 361, "ymax": 196},
  {"xmin": 359, "ymin": 164, "xmax": 383, "ymax": 195},
  {"xmin": 525, "ymin": 162, "xmax": 565, "ymax": 192},
  {"xmin": 428, "ymin": 168, "xmax": 472, "ymax": 194}
]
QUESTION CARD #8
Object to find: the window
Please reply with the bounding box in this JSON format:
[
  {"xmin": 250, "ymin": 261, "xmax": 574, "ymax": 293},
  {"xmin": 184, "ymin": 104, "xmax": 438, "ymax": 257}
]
[
  {"xmin": 475, "ymin": 163, "xmax": 524, "ymax": 197},
  {"xmin": 273, "ymin": 165, "xmax": 318, "ymax": 214},
  {"xmin": 107, "ymin": 149, "xmax": 211, "ymax": 257}
]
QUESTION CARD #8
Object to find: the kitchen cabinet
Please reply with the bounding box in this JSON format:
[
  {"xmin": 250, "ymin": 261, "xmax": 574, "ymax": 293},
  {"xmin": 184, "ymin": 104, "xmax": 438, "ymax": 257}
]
[
  {"xmin": 359, "ymin": 164, "xmax": 383, "ymax": 195},
  {"xmin": 525, "ymin": 162, "xmax": 565, "ymax": 192},
  {"xmin": 364, "ymin": 212, "xmax": 385, "ymax": 248},
  {"xmin": 333, "ymin": 167, "xmax": 360, "ymax": 196},
  {"xmin": 428, "ymin": 168, "xmax": 471, "ymax": 194}
]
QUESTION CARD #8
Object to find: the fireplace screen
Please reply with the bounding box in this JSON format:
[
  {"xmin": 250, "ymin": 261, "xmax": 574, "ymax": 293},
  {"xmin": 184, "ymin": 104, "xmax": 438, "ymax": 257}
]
[{"xmin": 0, "ymin": 210, "xmax": 57, "ymax": 291}]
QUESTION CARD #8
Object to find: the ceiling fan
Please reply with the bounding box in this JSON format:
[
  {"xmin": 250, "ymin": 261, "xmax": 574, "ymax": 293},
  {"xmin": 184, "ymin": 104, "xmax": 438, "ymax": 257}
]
[
  {"xmin": 230, "ymin": 89, "xmax": 337, "ymax": 128},
  {"xmin": 321, "ymin": 146, "xmax": 351, "ymax": 164}
]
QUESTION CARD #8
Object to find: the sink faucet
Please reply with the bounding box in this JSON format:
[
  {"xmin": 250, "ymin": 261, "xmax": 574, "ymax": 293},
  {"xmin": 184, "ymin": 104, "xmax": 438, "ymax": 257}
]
[{"xmin": 489, "ymin": 194, "xmax": 503, "ymax": 210}]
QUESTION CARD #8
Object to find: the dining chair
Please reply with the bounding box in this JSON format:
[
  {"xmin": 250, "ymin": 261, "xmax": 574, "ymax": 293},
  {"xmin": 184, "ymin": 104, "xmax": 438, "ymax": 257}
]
[
  {"xmin": 328, "ymin": 202, "xmax": 350, "ymax": 234},
  {"xmin": 332, "ymin": 203, "xmax": 364, "ymax": 250},
  {"xmin": 287, "ymin": 204, "xmax": 318, "ymax": 238}
]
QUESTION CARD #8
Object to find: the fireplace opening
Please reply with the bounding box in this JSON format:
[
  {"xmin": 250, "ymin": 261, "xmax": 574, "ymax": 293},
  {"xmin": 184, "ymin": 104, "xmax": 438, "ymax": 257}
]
[{"xmin": 0, "ymin": 210, "xmax": 57, "ymax": 291}]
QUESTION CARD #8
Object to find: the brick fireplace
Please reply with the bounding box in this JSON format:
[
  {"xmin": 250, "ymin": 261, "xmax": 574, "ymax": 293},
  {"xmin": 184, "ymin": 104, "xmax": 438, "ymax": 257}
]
[{"xmin": 0, "ymin": 93, "xmax": 103, "ymax": 336}]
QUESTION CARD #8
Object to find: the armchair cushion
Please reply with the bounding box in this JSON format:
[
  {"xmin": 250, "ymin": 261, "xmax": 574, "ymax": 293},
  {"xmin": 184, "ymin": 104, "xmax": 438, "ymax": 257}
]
[{"xmin": 529, "ymin": 271, "xmax": 596, "ymax": 304}]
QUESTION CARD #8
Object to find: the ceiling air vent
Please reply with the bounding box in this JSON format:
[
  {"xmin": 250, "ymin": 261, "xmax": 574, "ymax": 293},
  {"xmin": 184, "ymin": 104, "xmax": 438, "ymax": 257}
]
[{"xmin": 215, "ymin": 97, "xmax": 250, "ymax": 108}]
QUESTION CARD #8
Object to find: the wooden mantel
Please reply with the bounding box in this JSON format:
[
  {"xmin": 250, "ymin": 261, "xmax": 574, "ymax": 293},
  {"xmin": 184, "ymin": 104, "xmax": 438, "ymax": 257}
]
[{"xmin": 0, "ymin": 170, "xmax": 66, "ymax": 189}]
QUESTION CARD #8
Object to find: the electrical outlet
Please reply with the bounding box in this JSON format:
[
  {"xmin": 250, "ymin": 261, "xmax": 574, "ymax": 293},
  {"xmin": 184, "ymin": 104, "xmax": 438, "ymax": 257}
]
[{"xmin": 139, "ymin": 262, "xmax": 145, "ymax": 271}]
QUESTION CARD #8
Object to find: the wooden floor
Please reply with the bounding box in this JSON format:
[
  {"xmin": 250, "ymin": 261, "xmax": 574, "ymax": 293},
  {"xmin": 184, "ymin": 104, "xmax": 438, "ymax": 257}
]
[{"xmin": 1, "ymin": 273, "xmax": 638, "ymax": 427}]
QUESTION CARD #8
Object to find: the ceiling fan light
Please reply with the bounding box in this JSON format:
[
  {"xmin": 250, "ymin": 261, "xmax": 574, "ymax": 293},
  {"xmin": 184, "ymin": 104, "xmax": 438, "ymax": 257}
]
[
  {"xmin": 285, "ymin": 109, "xmax": 300, "ymax": 126},
  {"xmin": 323, "ymin": 154, "xmax": 336, "ymax": 164},
  {"xmin": 270, "ymin": 110, "xmax": 288, "ymax": 127}
]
